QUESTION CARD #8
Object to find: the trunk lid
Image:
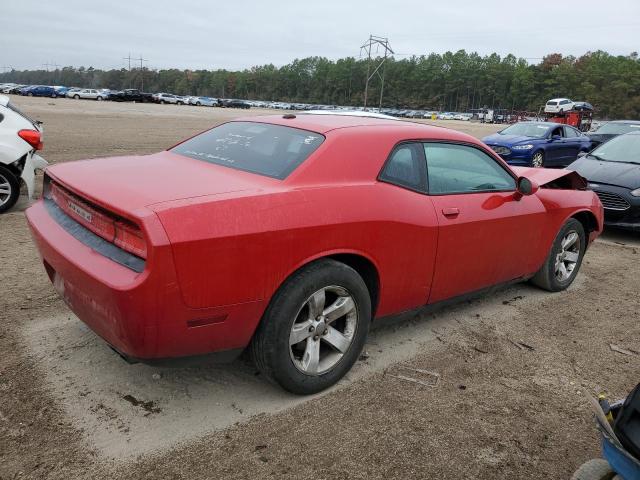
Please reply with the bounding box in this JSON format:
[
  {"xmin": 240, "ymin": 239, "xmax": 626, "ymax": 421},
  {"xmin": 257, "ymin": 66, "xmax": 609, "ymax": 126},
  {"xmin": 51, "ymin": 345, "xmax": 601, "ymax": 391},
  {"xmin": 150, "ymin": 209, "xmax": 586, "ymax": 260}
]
[{"xmin": 46, "ymin": 151, "xmax": 276, "ymax": 216}]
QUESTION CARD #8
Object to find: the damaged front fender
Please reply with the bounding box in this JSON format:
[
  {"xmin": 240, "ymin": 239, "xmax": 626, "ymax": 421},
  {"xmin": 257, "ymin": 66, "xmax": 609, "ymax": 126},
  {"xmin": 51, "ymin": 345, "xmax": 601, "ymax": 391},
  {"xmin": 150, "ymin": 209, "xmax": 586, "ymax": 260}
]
[{"xmin": 511, "ymin": 166, "xmax": 588, "ymax": 190}]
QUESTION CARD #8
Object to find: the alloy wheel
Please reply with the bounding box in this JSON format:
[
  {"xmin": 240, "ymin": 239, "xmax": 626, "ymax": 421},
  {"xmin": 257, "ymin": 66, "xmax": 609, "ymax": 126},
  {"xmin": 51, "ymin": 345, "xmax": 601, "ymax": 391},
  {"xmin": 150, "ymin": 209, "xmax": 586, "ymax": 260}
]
[
  {"xmin": 289, "ymin": 285, "xmax": 358, "ymax": 375},
  {"xmin": 555, "ymin": 231, "xmax": 581, "ymax": 282},
  {"xmin": 532, "ymin": 152, "xmax": 544, "ymax": 168},
  {"xmin": 0, "ymin": 173, "xmax": 12, "ymax": 207}
]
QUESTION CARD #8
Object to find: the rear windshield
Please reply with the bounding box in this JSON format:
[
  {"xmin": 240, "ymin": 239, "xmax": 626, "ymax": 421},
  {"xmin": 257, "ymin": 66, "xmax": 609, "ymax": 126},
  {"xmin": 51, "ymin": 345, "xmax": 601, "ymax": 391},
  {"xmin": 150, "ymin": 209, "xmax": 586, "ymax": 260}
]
[
  {"xmin": 171, "ymin": 121, "xmax": 325, "ymax": 179},
  {"xmin": 547, "ymin": 101, "xmax": 558, "ymax": 105}
]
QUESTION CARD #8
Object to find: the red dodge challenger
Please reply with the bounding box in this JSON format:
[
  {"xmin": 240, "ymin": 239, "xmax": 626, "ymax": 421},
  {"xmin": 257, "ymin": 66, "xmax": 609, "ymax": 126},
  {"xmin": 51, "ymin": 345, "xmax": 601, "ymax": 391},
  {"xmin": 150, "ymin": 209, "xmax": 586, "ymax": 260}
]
[{"xmin": 26, "ymin": 113, "xmax": 603, "ymax": 394}]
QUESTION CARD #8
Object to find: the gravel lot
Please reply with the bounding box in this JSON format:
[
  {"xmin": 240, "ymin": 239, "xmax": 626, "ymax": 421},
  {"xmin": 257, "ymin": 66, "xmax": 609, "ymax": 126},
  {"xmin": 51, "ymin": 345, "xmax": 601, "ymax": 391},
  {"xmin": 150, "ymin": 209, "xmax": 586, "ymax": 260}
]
[{"xmin": 1, "ymin": 97, "xmax": 639, "ymax": 479}]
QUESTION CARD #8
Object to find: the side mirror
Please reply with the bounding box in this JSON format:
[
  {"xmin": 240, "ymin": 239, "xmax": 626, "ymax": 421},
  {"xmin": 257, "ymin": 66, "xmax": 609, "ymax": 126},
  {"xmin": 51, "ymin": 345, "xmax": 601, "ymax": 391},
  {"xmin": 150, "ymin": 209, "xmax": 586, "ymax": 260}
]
[
  {"xmin": 550, "ymin": 134, "xmax": 562, "ymax": 141},
  {"xmin": 515, "ymin": 176, "xmax": 539, "ymax": 200},
  {"xmin": 577, "ymin": 151, "xmax": 588, "ymax": 158}
]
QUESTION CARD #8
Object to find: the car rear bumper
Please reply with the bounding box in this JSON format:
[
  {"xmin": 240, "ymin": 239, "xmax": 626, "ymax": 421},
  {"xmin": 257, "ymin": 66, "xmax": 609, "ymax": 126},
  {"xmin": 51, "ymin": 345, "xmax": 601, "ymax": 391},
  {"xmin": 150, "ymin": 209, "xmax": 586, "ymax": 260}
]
[{"xmin": 26, "ymin": 199, "xmax": 265, "ymax": 361}]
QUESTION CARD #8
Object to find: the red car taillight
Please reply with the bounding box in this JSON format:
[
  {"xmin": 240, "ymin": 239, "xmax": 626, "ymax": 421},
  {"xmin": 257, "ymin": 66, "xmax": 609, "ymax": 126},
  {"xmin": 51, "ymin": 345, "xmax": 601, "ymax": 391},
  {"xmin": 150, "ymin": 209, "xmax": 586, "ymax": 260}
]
[
  {"xmin": 114, "ymin": 221, "xmax": 147, "ymax": 258},
  {"xmin": 49, "ymin": 182, "xmax": 147, "ymax": 259},
  {"xmin": 18, "ymin": 129, "xmax": 43, "ymax": 150}
]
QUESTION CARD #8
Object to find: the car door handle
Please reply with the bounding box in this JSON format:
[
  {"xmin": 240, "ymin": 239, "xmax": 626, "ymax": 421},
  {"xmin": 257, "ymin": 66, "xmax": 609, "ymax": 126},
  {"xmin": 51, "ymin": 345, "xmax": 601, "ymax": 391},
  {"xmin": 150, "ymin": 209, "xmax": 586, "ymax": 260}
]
[{"xmin": 442, "ymin": 207, "xmax": 460, "ymax": 217}]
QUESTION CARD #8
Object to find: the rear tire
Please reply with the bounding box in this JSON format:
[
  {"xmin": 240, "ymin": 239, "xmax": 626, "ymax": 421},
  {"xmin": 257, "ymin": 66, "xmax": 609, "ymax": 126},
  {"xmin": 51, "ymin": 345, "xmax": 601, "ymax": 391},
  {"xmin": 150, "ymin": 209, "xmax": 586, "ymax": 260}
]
[
  {"xmin": 251, "ymin": 259, "xmax": 371, "ymax": 395},
  {"xmin": 531, "ymin": 218, "xmax": 586, "ymax": 292},
  {"xmin": 570, "ymin": 459, "xmax": 615, "ymax": 480},
  {"xmin": 74, "ymin": 95, "xmax": 80, "ymax": 100},
  {"xmin": 0, "ymin": 165, "xmax": 20, "ymax": 214}
]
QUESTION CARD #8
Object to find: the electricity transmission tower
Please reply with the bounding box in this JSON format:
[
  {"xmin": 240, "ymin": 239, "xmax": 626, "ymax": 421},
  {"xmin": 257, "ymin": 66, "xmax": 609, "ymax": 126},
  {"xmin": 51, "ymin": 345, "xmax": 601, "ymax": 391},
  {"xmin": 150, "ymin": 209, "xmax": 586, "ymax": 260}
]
[
  {"xmin": 43, "ymin": 62, "xmax": 60, "ymax": 72},
  {"xmin": 360, "ymin": 35, "xmax": 394, "ymax": 109},
  {"xmin": 123, "ymin": 53, "xmax": 132, "ymax": 71},
  {"xmin": 137, "ymin": 55, "xmax": 148, "ymax": 91}
]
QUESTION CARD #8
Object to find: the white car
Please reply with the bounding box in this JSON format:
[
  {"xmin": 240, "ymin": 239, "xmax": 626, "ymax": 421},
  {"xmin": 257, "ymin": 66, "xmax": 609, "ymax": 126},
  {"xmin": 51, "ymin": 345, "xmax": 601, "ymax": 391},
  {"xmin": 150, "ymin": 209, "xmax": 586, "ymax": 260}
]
[
  {"xmin": 67, "ymin": 88, "xmax": 107, "ymax": 101},
  {"xmin": 189, "ymin": 96, "xmax": 218, "ymax": 106},
  {"xmin": 544, "ymin": 98, "xmax": 574, "ymax": 114},
  {"xmin": 0, "ymin": 95, "xmax": 48, "ymax": 213},
  {"xmin": 153, "ymin": 93, "xmax": 179, "ymax": 104}
]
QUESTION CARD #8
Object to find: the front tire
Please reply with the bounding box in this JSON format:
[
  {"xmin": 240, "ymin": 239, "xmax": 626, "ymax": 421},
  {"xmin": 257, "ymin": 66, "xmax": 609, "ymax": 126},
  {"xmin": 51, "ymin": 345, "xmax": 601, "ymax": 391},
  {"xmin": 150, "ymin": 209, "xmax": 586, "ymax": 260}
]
[
  {"xmin": 532, "ymin": 150, "xmax": 545, "ymax": 168},
  {"xmin": 531, "ymin": 218, "xmax": 586, "ymax": 292},
  {"xmin": 251, "ymin": 259, "xmax": 372, "ymax": 395},
  {"xmin": 0, "ymin": 165, "xmax": 20, "ymax": 214},
  {"xmin": 74, "ymin": 95, "xmax": 80, "ymax": 100}
]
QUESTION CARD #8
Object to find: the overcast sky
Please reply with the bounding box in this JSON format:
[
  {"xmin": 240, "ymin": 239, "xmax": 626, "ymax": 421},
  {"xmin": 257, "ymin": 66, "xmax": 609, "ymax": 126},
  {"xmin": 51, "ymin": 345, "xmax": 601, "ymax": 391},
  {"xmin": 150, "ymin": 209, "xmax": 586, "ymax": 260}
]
[{"xmin": 1, "ymin": 0, "xmax": 638, "ymax": 71}]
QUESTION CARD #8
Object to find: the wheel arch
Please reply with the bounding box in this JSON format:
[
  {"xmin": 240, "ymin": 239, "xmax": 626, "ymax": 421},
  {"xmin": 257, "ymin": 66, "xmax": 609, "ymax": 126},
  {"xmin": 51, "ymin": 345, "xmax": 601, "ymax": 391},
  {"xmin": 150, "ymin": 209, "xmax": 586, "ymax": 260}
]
[
  {"xmin": 571, "ymin": 209, "xmax": 600, "ymax": 237},
  {"xmin": 273, "ymin": 250, "xmax": 381, "ymax": 319}
]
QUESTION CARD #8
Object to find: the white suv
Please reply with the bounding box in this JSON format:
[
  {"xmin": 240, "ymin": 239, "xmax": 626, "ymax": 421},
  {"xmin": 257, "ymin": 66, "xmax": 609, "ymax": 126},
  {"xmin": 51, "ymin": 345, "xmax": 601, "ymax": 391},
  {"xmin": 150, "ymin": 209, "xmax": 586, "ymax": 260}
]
[
  {"xmin": 0, "ymin": 95, "xmax": 48, "ymax": 213},
  {"xmin": 544, "ymin": 98, "xmax": 574, "ymax": 114},
  {"xmin": 152, "ymin": 93, "xmax": 179, "ymax": 104}
]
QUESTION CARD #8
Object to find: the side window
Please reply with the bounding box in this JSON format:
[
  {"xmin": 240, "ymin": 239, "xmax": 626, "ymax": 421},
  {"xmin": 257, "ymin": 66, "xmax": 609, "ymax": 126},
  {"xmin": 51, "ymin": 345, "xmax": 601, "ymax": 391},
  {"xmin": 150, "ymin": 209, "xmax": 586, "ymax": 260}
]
[
  {"xmin": 424, "ymin": 143, "xmax": 516, "ymax": 195},
  {"xmin": 564, "ymin": 126, "xmax": 577, "ymax": 138},
  {"xmin": 551, "ymin": 126, "xmax": 564, "ymax": 138},
  {"xmin": 379, "ymin": 143, "xmax": 426, "ymax": 192}
]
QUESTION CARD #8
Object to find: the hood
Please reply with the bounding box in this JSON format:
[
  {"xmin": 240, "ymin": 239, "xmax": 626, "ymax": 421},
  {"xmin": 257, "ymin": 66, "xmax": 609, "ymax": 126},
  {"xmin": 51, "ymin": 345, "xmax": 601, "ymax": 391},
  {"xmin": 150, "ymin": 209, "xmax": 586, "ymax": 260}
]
[
  {"xmin": 46, "ymin": 151, "xmax": 275, "ymax": 216},
  {"xmin": 567, "ymin": 157, "xmax": 640, "ymax": 190},
  {"xmin": 511, "ymin": 166, "xmax": 587, "ymax": 189},
  {"xmin": 483, "ymin": 133, "xmax": 540, "ymax": 145}
]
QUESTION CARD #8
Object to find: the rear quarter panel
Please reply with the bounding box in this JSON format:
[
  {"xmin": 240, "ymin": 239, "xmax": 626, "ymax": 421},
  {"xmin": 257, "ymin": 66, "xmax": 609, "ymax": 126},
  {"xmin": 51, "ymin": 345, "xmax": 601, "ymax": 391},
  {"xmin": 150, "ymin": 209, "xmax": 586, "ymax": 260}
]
[{"xmin": 153, "ymin": 182, "xmax": 439, "ymax": 319}]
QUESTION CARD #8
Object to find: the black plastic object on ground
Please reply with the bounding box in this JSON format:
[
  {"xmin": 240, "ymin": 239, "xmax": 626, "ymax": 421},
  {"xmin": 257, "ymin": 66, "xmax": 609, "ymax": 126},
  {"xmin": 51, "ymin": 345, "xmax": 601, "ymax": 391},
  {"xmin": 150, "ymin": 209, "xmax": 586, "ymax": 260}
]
[{"xmin": 614, "ymin": 383, "xmax": 640, "ymax": 460}]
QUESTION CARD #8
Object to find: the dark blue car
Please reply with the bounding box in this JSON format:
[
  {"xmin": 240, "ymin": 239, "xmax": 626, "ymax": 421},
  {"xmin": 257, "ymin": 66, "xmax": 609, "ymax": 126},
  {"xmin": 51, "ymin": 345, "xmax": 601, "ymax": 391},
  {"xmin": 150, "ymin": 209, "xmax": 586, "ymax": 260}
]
[
  {"xmin": 19, "ymin": 85, "xmax": 58, "ymax": 98},
  {"xmin": 482, "ymin": 121, "xmax": 591, "ymax": 168}
]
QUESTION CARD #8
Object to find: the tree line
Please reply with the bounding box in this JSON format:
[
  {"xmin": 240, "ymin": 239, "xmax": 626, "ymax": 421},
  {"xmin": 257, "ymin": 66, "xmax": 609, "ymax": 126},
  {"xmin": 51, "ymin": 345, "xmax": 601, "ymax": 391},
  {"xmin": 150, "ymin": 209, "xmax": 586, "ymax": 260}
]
[{"xmin": 2, "ymin": 50, "xmax": 639, "ymax": 119}]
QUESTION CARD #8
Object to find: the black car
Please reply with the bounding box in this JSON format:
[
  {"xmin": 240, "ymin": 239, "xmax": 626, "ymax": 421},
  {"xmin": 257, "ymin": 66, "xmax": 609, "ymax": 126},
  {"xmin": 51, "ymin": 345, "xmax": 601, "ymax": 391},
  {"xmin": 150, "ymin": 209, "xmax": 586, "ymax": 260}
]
[
  {"xmin": 588, "ymin": 120, "xmax": 640, "ymax": 148},
  {"xmin": 218, "ymin": 99, "xmax": 250, "ymax": 109},
  {"xmin": 568, "ymin": 131, "xmax": 640, "ymax": 230},
  {"xmin": 108, "ymin": 89, "xmax": 153, "ymax": 102}
]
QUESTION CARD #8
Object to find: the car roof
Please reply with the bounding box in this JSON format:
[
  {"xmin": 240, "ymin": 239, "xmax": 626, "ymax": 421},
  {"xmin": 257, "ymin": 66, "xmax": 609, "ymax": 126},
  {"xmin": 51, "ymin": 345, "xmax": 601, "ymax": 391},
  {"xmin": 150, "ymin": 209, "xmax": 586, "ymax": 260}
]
[
  {"xmin": 608, "ymin": 120, "xmax": 640, "ymax": 125},
  {"xmin": 232, "ymin": 113, "xmax": 469, "ymax": 138},
  {"xmin": 304, "ymin": 110, "xmax": 399, "ymax": 120},
  {"xmin": 513, "ymin": 121, "xmax": 553, "ymax": 127},
  {"xmin": 0, "ymin": 95, "xmax": 9, "ymax": 107}
]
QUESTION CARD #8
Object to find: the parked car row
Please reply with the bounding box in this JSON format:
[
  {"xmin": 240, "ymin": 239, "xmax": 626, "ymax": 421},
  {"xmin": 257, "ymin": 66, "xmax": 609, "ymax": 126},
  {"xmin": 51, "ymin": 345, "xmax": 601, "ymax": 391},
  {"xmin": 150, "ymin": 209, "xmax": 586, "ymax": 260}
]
[{"xmin": 481, "ymin": 120, "xmax": 640, "ymax": 230}]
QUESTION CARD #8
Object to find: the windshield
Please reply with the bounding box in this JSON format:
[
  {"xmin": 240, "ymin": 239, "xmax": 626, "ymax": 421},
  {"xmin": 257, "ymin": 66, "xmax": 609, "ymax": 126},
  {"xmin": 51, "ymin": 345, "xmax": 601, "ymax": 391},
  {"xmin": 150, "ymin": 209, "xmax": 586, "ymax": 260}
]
[
  {"xmin": 171, "ymin": 121, "xmax": 325, "ymax": 179},
  {"xmin": 590, "ymin": 134, "xmax": 640, "ymax": 164},
  {"xmin": 499, "ymin": 123, "xmax": 549, "ymax": 138},
  {"xmin": 595, "ymin": 122, "xmax": 640, "ymax": 135}
]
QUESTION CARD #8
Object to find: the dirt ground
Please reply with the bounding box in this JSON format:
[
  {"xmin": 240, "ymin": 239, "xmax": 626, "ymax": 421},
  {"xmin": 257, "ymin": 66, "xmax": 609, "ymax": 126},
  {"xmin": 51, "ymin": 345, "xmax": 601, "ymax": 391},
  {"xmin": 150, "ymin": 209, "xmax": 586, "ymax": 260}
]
[{"xmin": 1, "ymin": 97, "xmax": 639, "ymax": 480}]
